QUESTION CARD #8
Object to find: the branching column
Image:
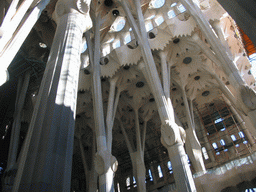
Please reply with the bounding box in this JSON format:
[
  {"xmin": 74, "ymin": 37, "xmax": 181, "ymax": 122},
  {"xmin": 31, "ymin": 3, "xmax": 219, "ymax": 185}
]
[
  {"xmin": 120, "ymin": 0, "xmax": 196, "ymax": 191},
  {"xmin": 181, "ymin": 87, "xmax": 206, "ymax": 173},
  {"xmin": 181, "ymin": 0, "xmax": 256, "ymax": 129},
  {"xmin": 180, "ymin": 0, "xmax": 244, "ymax": 87},
  {"xmin": 87, "ymin": 15, "xmax": 118, "ymax": 192},
  {"xmin": 12, "ymin": 0, "xmax": 92, "ymax": 191}
]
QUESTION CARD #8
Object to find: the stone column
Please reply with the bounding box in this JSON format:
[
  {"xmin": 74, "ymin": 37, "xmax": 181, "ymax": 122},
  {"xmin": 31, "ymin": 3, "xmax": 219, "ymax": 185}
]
[
  {"xmin": 120, "ymin": 1, "xmax": 196, "ymax": 191},
  {"xmin": 211, "ymin": 20, "xmax": 232, "ymax": 58},
  {"xmin": 130, "ymin": 151, "xmax": 146, "ymax": 192},
  {"xmin": 118, "ymin": 174, "xmax": 126, "ymax": 192},
  {"xmin": 118, "ymin": 114, "xmax": 146, "ymax": 192},
  {"xmin": 211, "ymin": 72, "xmax": 248, "ymax": 114},
  {"xmin": 12, "ymin": 0, "xmax": 92, "ymax": 191},
  {"xmin": 181, "ymin": 88, "xmax": 206, "ymax": 173},
  {"xmin": 145, "ymin": 149, "xmax": 158, "ymax": 185},
  {"xmin": 159, "ymin": 51, "xmax": 170, "ymax": 99},
  {"xmin": 134, "ymin": 109, "xmax": 146, "ymax": 192},
  {"xmin": 4, "ymin": 71, "xmax": 30, "ymax": 188},
  {"xmin": 164, "ymin": 142, "xmax": 197, "ymax": 192},
  {"xmin": 87, "ymin": 14, "xmax": 118, "ymax": 192},
  {"xmin": 196, "ymin": 117, "xmax": 216, "ymax": 165}
]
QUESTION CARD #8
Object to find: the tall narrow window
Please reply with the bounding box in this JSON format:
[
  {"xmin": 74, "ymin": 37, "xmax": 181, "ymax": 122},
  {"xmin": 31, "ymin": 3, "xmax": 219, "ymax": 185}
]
[
  {"xmin": 149, "ymin": 169, "xmax": 153, "ymax": 181},
  {"xmin": 117, "ymin": 183, "xmax": 120, "ymax": 192},
  {"xmin": 157, "ymin": 165, "xmax": 163, "ymax": 178},
  {"xmin": 231, "ymin": 135, "xmax": 236, "ymax": 141},
  {"xmin": 126, "ymin": 177, "xmax": 130, "ymax": 190},
  {"xmin": 133, "ymin": 176, "xmax": 137, "ymax": 187},
  {"xmin": 220, "ymin": 139, "xmax": 226, "ymax": 146},
  {"xmin": 167, "ymin": 161, "xmax": 173, "ymax": 174},
  {"xmin": 238, "ymin": 131, "xmax": 245, "ymax": 138},
  {"xmin": 212, "ymin": 142, "xmax": 218, "ymax": 149},
  {"xmin": 202, "ymin": 147, "xmax": 209, "ymax": 160}
]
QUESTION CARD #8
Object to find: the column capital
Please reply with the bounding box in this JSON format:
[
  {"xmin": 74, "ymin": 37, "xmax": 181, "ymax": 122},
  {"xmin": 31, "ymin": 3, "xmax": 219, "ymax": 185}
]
[
  {"xmin": 241, "ymin": 85, "xmax": 256, "ymax": 110},
  {"xmin": 53, "ymin": 0, "xmax": 92, "ymax": 31},
  {"xmin": 211, "ymin": 19, "xmax": 221, "ymax": 28},
  {"xmin": 95, "ymin": 151, "xmax": 118, "ymax": 175},
  {"xmin": 161, "ymin": 121, "xmax": 186, "ymax": 147}
]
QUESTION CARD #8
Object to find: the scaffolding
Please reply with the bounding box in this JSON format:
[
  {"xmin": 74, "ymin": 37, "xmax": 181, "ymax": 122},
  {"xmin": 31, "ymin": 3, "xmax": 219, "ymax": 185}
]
[{"xmin": 195, "ymin": 97, "xmax": 252, "ymax": 165}]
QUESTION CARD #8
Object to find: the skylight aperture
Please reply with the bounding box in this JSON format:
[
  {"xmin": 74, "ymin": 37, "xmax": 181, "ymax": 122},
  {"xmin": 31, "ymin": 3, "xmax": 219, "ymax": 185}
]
[
  {"xmin": 110, "ymin": 17, "xmax": 126, "ymax": 32},
  {"xmin": 178, "ymin": 4, "xmax": 186, "ymax": 13},
  {"xmin": 124, "ymin": 33, "xmax": 131, "ymax": 44},
  {"xmin": 168, "ymin": 10, "xmax": 176, "ymax": 19},
  {"xmin": 145, "ymin": 21, "xmax": 153, "ymax": 32},
  {"xmin": 171, "ymin": 2, "xmax": 177, "ymax": 7},
  {"xmin": 113, "ymin": 40, "xmax": 121, "ymax": 49},
  {"xmin": 155, "ymin": 16, "xmax": 164, "ymax": 26},
  {"xmin": 150, "ymin": 0, "xmax": 165, "ymax": 8}
]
